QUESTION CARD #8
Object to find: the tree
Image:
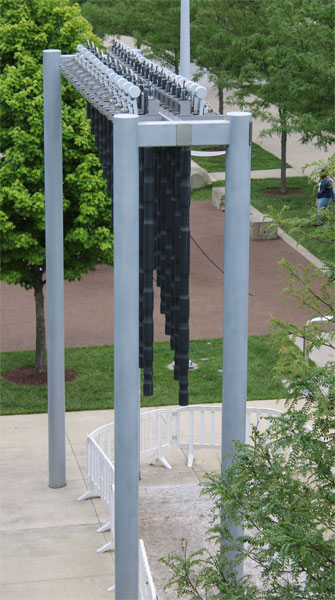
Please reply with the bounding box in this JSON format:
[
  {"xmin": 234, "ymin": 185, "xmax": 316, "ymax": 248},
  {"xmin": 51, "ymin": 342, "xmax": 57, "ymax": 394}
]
[
  {"xmin": 192, "ymin": 0, "xmax": 335, "ymax": 193},
  {"xmin": 162, "ymin": 154, "xmax": 335, "ymax": 598},
  {"xmin": 81, "ymin": 0, "xmax": 182, "ymax": 73},
  {"xmin": 0, "ymin": 0, "xmax": 113, "ymax": 372}
]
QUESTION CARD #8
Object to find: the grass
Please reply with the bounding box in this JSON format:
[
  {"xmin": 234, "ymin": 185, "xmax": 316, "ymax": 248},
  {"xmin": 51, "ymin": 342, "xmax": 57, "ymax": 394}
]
[
  {"xmin": 0, "ymin": 336, "xmax": 286, "ymax": 415},
  {"xmin": 192, "ymin": 176, "xmax": 333, "ymax": 264},
  {"xmin": 192, "ymin": 141, "xmax": 289, "ymax": 173}
]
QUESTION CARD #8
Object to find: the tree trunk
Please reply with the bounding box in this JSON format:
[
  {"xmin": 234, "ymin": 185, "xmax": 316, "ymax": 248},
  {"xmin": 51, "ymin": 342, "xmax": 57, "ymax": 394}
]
[
  {"xmin": 279, "ymin": 108, "xmax": 287, "ymax": 194},
  {"xmin": 280, "ymin": 130, "xmax": 287, "ymax": 194},
  {"xmin": 218, "ymin": 87, "xmax": 224, "ymax": 115},
  {"xmin": 34, "ymin": 281, "xmax": 46, "ymax": 372}
]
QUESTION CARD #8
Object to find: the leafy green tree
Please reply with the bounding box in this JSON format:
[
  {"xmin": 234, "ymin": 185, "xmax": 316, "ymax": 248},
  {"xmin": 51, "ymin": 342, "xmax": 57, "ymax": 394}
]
[
  {"xmin": 162, "ymin": 154, "xmax": 335, "ymax": 598},
  {"xmin": 192, "ymin": 0, "xmax": 335, "ymax": 193},
  {"xmin": 81, "ymin": 0, "xmax": 181, "ymax": 72},
  {"xmin": 0, "ymin": 0, "xmax": 113, "ymax": 372}
]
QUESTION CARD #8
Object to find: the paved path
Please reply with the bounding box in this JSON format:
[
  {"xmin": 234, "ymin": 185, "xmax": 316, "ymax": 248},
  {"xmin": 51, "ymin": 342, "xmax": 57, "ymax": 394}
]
[
  {"xmin": 0, "ymin": 399, "xmax": 289, "ymax": 600},
  {"xmin": 0, "ymin": 199, "xmax": 324, "ymax": 353}
]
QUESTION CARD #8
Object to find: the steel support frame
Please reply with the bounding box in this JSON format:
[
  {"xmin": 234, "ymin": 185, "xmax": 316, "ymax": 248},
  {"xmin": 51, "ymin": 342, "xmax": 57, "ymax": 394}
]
[
  {"xmin": 113, "ymin": 112, "xmax": 251, "ymax": 597},
  {"xmin": 43, "ymin": 51, "xmax": 251, "ymax": 596},
  {"xmin": 221, "ymin": 111, "xmax": 252, "ymax": 578},
  {"xmin": 43, "ymin": 49, "xmax": 66, "ymax": 489}
]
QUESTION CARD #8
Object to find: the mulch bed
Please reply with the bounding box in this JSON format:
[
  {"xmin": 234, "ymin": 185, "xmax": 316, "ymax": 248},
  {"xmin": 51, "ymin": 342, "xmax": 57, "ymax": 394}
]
[
  {"xmin": 3, "ymin": 367, "xmax": 77, "ymax": 386},
  {"xmin": 262, "ymin": 188, "xmax": 302, "ymax": 196}
]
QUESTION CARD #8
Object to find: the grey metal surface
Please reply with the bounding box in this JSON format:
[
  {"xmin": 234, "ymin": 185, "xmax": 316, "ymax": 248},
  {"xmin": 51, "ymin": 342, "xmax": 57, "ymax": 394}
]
[
  {"xmin": 180, "ymin": 0, "xmax": 191, "ymax": 79},
  {"xmin": 113, "ymin": 114, "xmax": 140, "ymax": 599},
  {"xmin": 43, "ymin": 50, "xmax": 66, "ymax": 489},
  {"xmin": 222, "ymin": 111, "xmax": 251, "ymax": 463},
  {"xmin": 222, "ymin": 111, "xmax": 252, "ymax": 577},
  {"xmin": 61, "ymin": 42, "xmax": 214, "ymax": 121}
]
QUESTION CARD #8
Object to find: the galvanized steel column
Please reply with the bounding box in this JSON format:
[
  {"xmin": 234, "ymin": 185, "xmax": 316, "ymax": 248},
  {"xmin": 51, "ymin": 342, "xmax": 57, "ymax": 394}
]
[
  {"xmin": 221, "ymin": 111, "xmax": 251, "ymax": 574},
  {"xmin": 222, "ymin": 111, "xmax": 251, "ymax": 462},
  {"xmin": 113, "ymin": 114, "xmax": 140, "ymax": 599},
  {"xmin": 43, "ymin": 49, "xmax": 66, "ymax": 489},
  {"xmin": 180, "ymin": 0, "xmax": 190, "ymax": 79}
]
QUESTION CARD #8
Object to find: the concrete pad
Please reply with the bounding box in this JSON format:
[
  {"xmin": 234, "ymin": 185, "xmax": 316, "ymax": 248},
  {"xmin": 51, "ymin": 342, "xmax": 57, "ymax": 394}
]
[
  {"xmin": 1, "ymin": 576, "xmax": 114, "ymax": 600},
  {"xmin": 69, "ymin": 442, "xmax": 89, "ymax": 478},
  {"xmin": 1, "ymin": 479, "xmax": 99, "ymax": 531},
  {"xmin": 0, "ymin": 413, "xmax": 49, "ymax": 448},
  {"xmin": 190, "ymin": 448, "xmax": 221, "ymax": 473},
  {"xmin": 140, "ymin": 465, "xmax": 199, "ymax": 487},
  {"xmin": 139, "ymin": 484, "xmax": 215, "ymax": 599},
  {"xmin": 91, "ymin": 497, "xmax": 111, "ymax": 529},
  {"xmin": 0, "ymin": 445, "xmax": 80, "ymax": 485},
  {"xmin": 209, "ymin": 167, "xmax": 301, "ymax": 182},
  {"xmin": 65, "ymin": 409, "xmax": 114, "ymax": 444},
  {"xmin": 1, "ymin": 525, "xmax": 114, "ymax": 584},
  {"xmin": 294, "ymin": 334, "xmax": 335, "ymax": 367}
]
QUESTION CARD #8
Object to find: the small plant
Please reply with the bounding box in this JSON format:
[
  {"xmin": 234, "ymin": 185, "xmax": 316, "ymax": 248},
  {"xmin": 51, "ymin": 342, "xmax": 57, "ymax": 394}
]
[{"xmin": 162, "ymin": 362, "xmax": 335, "ymax": 598}]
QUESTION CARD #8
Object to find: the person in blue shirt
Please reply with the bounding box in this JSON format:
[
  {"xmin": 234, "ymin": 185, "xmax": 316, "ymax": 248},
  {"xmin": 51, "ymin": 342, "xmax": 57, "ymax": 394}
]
[{"xmin": 313, "ymin": 170, "xmax": 335, "ymax": 226}]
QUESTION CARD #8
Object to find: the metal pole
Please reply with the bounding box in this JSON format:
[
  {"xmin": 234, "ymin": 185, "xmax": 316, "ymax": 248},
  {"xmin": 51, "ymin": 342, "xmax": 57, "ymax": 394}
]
[
  {"xmin": 180, "ymin": 0, "xmax": 190, "ymax": 79},
  {"xmin": 43, "ymin": 49, "xmax": 66, "ymax": 489},
  {"xmin": 113, "ymin": 114, "xmax": 140, "ymax": 599},
  {"xmin": 221, "ymin": 111, "xmax": 251, "ymax": 573}
]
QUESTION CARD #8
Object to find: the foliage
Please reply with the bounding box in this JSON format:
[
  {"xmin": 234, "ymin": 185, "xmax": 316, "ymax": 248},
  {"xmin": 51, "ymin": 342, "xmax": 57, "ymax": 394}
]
[
  {"xmin": 163, "ymin": 344, "xmax": 335, "ymax": 598},
  {"xmin": 0, "ymin": 0, "xmax": 113, "ymax": 369},
  {"xmin": 192, "ymin": 141, "xmax": 285, "ymax": 173},
  {"xmin": 163, "ymin": 380, "xmax": 335, "ymax": 599},
  {"xmin": 81, "ymin": 0, "xmax": 181, "ymax": 72},
  {"xmin": 0, "ymin": 336, "xmax": 286, "ymax": 415},
  {"xmin": 266, "ymin": 154, "xmax": 335, "ymax": 270},
  {"xmin": 162, "ymin": 158, "xmax": 335, "ymax": 598},
  {"xmin": 192, "ymin": 0, "xmax": 335, "ymax": 192},
  {"xmin": 192, "ymin": 175, "xmax": 333, "ymax": 264}
]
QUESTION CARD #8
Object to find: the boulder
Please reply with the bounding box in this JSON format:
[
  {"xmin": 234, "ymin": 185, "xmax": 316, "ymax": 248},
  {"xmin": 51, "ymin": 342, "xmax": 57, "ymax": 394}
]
[
  {"xmin": 212, "ymin": 187, "xmax": 225, "ymax": 211},
  {"xmin": 249, "ymin": 214, "xmax": 278, "ymax": 240},
  {"xmin": 190, "ymin": 160, "xmax": 211, "ymax": 190}
]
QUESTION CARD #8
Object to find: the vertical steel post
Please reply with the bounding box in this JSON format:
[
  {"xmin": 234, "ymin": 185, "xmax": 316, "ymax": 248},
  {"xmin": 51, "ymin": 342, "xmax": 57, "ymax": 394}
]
[
  {"xmin": 43, "ymin": 49, "xmax": 66, "ymax": 489},
  {"xmin": 221, "ymin": 111, "xmax": 251, "ymax": 574},
  {"xmin": 113, "ymin": 114, "xmax": 140, "ymax": 599},
  {"xmin": 180, "ymin": 0, "xmax": 190, "ymax": 79}
]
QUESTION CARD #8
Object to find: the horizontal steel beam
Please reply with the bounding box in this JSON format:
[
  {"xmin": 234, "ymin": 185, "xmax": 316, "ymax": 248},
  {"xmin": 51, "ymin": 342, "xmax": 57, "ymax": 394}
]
[{"xmin": 138, "ymin": 119, "xmax": 230, "ymax": 147}]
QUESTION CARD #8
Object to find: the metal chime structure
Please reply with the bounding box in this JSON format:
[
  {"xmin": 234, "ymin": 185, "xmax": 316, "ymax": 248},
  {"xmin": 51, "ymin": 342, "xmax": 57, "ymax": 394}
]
[
  {"xmin": 44, "ymin": 40, "xmax": 251, "ymax": 599},
  {"xmin": 61, "ymin": 41, "xmax": 216, "ymax": 405}
]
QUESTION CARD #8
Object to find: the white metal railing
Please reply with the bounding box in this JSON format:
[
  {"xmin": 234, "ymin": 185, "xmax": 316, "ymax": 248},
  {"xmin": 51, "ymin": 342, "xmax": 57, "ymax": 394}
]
[
  {"xmin": 173, "ymin": 405, "xmax": 221, "ymax": 467},
  {"xmin": 78, "ymin": 405, "xmax": 287, "ymax": 507},
  {"xmin": 107, "ymin": 539, "xmax": 157, "ymax": 599},
  {"xmin": 77, "ymin": 435, "xmax": 115, "ymax": 552},
  {"xmin": 140, "ymin": 408, "xmax": 172, "ymax": 469},
  {"xmin": 138, "ymin": 539, "xmax": 158, "ymax": 600},
  {"xmin": 78, "ymin": 404, "xmax": 290, "ymax": 595}
]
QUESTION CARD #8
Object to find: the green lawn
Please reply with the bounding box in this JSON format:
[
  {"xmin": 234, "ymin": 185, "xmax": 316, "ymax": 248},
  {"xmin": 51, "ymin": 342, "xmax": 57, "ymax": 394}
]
[
  {"xmin": 192, "ymin": 177, "xmax": 333, "ymax": 264},
  {"xmin": 192, "ymin": 142, "xmax": 289, "ymax": 173},
  {"xmin": 0, "ymin": 336, "xmax": 286, "ymax": 415}
]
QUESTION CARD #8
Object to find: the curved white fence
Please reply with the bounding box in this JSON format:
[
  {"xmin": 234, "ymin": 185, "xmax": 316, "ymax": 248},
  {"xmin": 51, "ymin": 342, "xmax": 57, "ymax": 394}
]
[{"xmin": 78, "ymin": 404, "xmax": 290, "ymax": 597}]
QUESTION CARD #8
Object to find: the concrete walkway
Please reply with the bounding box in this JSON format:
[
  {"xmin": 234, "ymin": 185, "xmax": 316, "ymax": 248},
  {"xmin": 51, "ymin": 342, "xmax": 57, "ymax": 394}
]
[
  {"xmin": 209, "ymin": 167, "xmax": 303, "ymax": 182},
  {"xmin": 0, "ymin": 398, "xmax": 301, "ymax": 600}
]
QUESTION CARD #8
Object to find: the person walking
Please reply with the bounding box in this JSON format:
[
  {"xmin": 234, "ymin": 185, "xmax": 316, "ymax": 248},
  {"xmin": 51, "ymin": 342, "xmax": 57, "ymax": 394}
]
[{"xmin": 313, "ymin": 170, "xmax": 335, "ymax": 226}]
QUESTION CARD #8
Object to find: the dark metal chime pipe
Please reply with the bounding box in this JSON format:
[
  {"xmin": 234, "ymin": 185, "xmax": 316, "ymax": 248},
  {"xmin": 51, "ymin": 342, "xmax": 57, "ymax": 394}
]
[{"xmin": 84, "ymin": 102, "xmax": 191, "ymax": 404}]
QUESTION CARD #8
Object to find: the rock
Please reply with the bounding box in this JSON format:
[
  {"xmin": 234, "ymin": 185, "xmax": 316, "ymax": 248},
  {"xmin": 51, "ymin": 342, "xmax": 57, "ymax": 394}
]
[
  {"xmin": 190, "ymin": 160, "xmax": 211, "ymax": 190},
  {"xmin": 249, "ymin": 214, "xmax": 278, "ymax": 240},
  {"xmin": 212, "ymin": 186, "xmax": 225, "ymax": 211}
]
